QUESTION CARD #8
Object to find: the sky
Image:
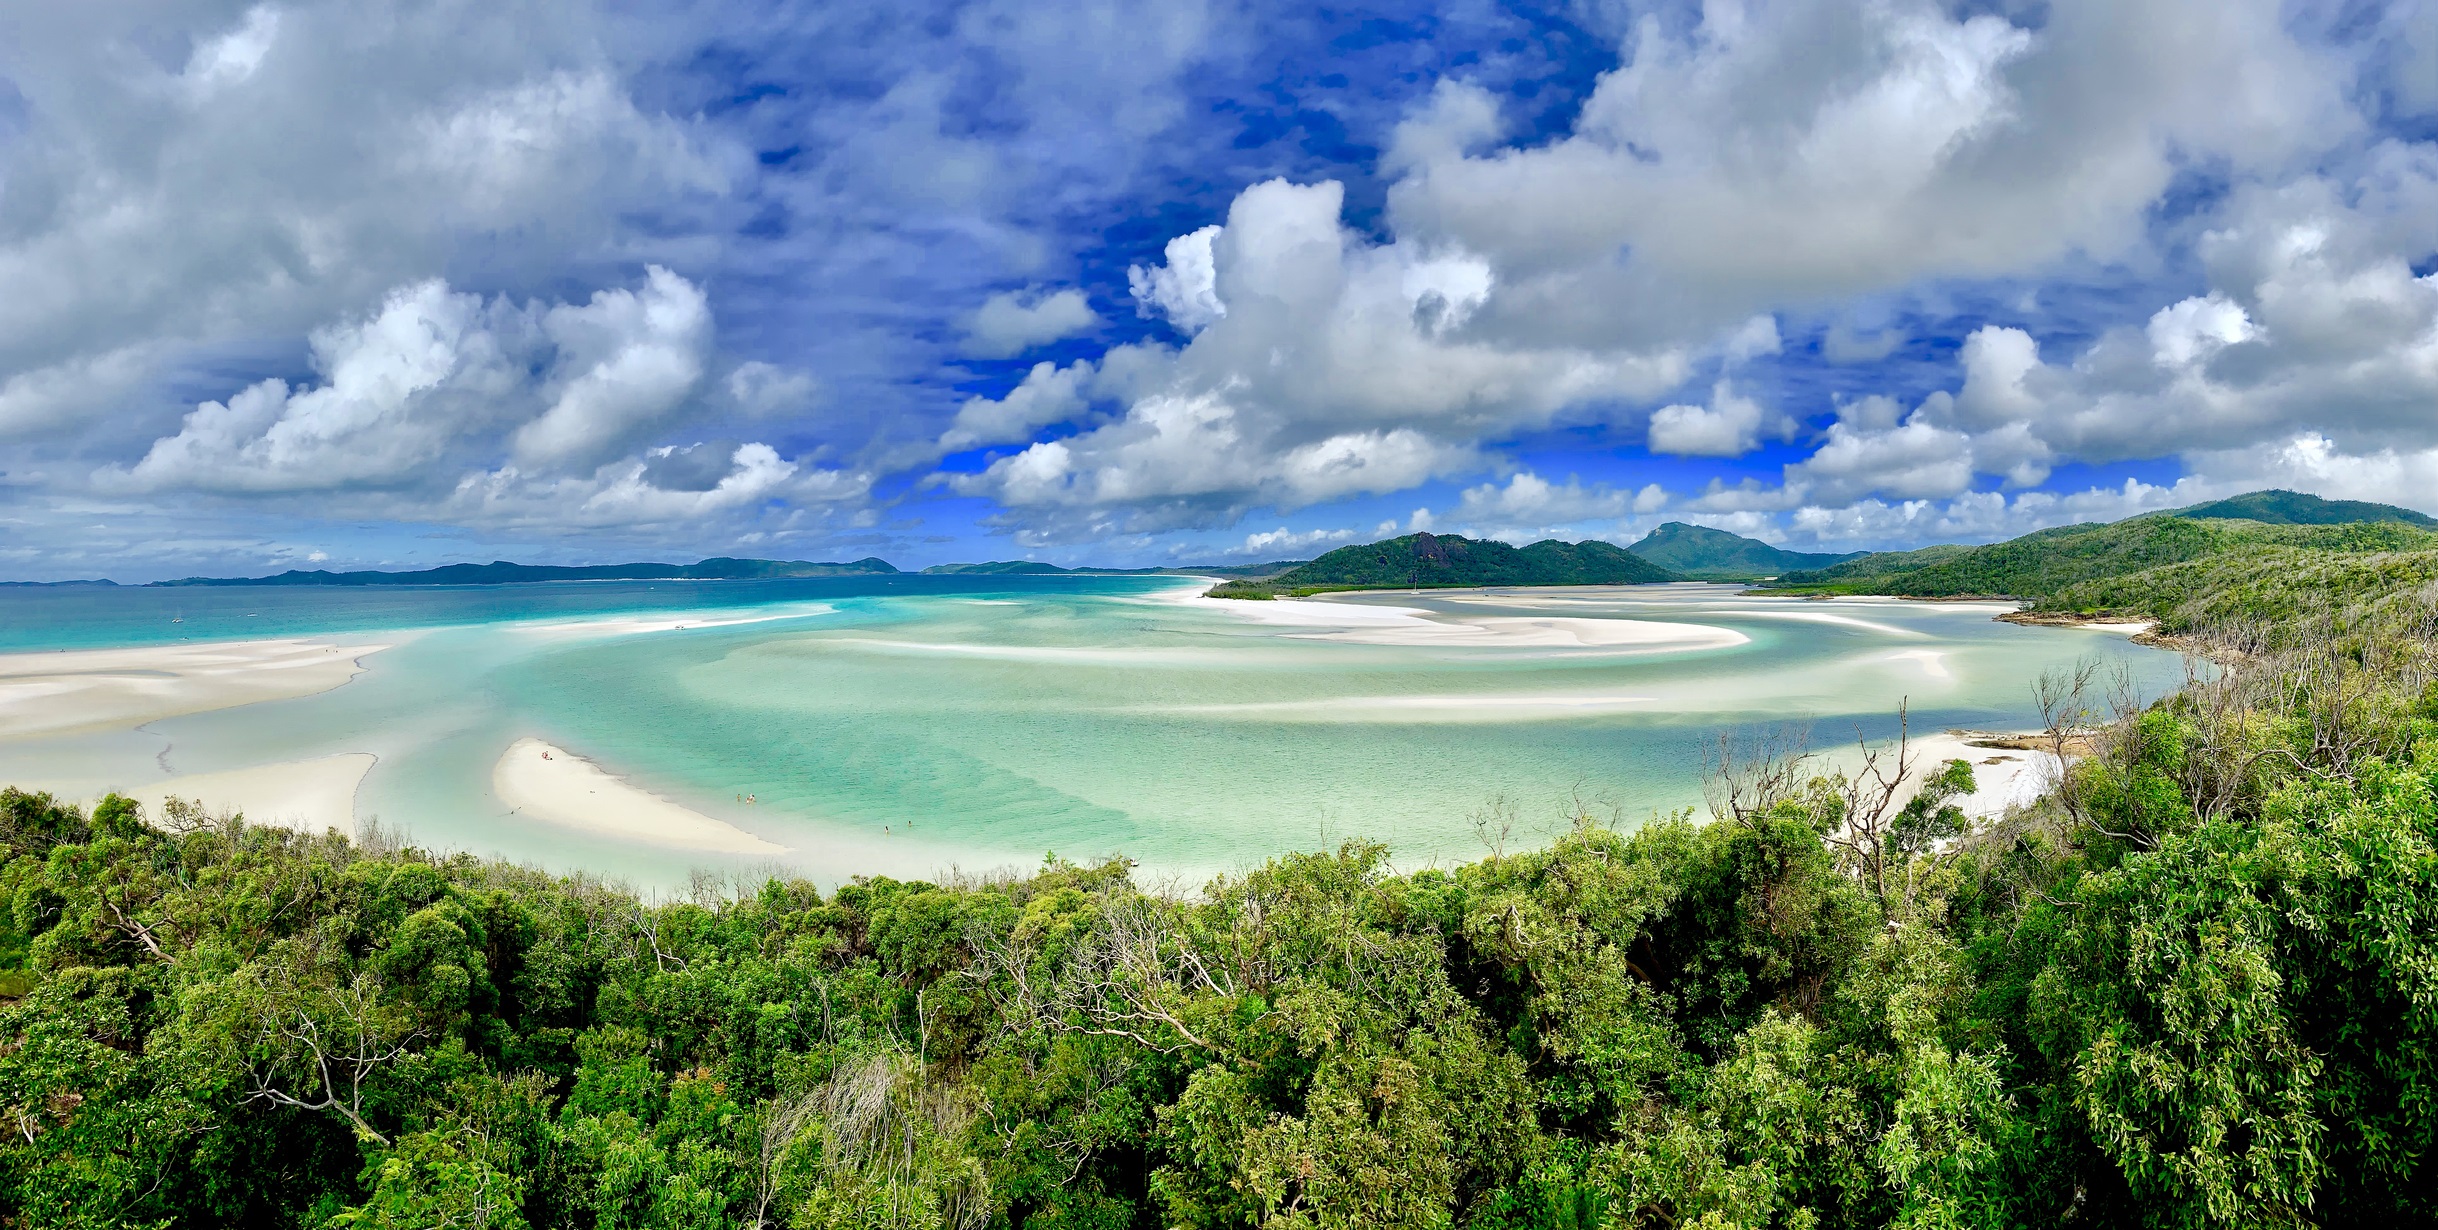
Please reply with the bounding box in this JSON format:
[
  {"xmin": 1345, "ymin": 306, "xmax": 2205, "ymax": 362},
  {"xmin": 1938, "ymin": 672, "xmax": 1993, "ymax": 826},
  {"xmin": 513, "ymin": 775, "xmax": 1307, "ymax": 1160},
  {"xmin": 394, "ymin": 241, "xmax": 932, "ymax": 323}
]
[{"xmin": 0, "ymin": 0, "xmax": 2434, "ymax": 580}]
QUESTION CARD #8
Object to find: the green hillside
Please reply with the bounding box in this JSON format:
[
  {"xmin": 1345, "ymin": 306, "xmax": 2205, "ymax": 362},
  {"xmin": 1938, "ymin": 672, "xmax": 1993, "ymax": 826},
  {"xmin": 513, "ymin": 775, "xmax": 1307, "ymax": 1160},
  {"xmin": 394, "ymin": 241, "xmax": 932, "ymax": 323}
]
[
  {"xmin": 2171, "ymin": 488, "xmax": 2436, "ymax": 527},
  {"xmin": 1210, "ymin": 533, "xmax": 1678, "ymax": 597},
  {"xmin": 1626, "ymin": 522, "xmax": 1865, "ymax": 579},
  {"xmin": 1769, "ymin": 506, "xmax": 2438, "ymax": 642},
  {"xmin": 921, "ymin": 560, "xmax": 1307, "ymax": 578}
]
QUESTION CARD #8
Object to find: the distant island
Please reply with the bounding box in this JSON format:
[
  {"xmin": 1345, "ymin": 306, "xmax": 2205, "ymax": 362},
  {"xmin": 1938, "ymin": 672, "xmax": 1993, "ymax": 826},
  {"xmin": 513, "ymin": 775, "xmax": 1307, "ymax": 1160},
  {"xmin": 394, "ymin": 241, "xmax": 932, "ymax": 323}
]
[
  {"xmin": 920, "ymin": 560, "xmax": 1303, "ymax": 578},
  {"xmin": 1625, "ymin": 521, "xmax": 1866, "ymax": 579},
  {"xmin": 25, "ymin": 489, "xmax": 2432, "ymax": 597},
  {"xmin": 147, "ymin": 556, "xmax": 903, "ymax": 587},
  {"xmin": 1209, "ymin": 533, "xmax": 1680, "ymax": 597}
]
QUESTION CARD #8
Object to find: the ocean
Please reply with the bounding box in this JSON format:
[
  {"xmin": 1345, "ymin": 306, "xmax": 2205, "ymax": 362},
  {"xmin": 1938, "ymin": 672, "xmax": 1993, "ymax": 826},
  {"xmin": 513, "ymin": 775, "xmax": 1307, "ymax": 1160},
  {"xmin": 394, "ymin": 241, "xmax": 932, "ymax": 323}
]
[{"xmin": 0, "ymin": 576, "xmax": 2188, "ymax": 887}]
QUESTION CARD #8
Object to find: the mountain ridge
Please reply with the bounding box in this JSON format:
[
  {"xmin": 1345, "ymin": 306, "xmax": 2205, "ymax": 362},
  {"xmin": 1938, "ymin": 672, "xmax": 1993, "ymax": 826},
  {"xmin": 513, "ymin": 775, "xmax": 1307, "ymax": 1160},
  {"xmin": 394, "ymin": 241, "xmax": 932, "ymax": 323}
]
[
  {"xmin": 148, "ymin": 556, "xmax": 902, "ymax": 587},
  {"xmin": 1626, "ymin": 522, "xmax": 1866, "ymax": 579},
  {"xmin": 1211, "ymin": 533, "xmax": 1678, "ymax": 597}
]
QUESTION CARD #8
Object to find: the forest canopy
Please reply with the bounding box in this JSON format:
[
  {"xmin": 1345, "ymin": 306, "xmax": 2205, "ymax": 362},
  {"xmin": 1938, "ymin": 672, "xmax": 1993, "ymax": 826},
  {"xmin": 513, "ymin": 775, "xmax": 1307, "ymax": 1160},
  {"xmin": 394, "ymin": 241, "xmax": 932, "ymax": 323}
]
[{"xmin": 5, "ymin": 512, "xmax": 2437, "ymax": 1227}]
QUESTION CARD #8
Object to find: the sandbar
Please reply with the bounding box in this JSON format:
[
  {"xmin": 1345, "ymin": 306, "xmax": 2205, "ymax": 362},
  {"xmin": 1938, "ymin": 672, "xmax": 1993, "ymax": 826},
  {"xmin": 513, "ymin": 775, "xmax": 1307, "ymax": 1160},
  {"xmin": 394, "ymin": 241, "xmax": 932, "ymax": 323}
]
[
  {"xmin": 492, "ymin": 738, "xmax": 788, "ymax": 855},
  {"xmin": 1187, "ymin": 593, "xmax": 1747, "ymax": 652},
  {"xmin": 128, "ymin": 752, "xmax": 375, "ymax": 835},
  {"xmin": 0, "ymin": 638, "xmax": 390, "ymax": 740},
  {"xmin": 1891, "ymin": 731, "xmax": 2062, "ymax": 820}
]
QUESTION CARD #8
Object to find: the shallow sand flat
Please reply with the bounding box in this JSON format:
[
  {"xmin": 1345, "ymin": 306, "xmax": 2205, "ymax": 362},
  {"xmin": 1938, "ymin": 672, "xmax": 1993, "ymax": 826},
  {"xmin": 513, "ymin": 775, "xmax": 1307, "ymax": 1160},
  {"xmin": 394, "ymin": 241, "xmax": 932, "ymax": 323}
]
[
  {"xmin": 1150, "ymin": 689, "xmax": 1659, "ymax": 722},
  {"xmin": 128, "ymin": 752, "xmax": 375, "ymax": 834},
  {"xmin": 1880, "ymin": 732, "xmax": 2062, "ymax": 820},
  {"xmin": 514, "ymin": 604, "xmax": 838, "ymax": 640},
  {"xmin": 493, "ymin": 738, "xmax": 789, "ymax": 855},
  {"xmin": 0, "ymin": 639, "xmax": 390, "ymax": 740},
  {"xmin": 1186, "ymin": 592, "xmax": 1747, "ymax": 652},
  {"xmin": 1289, "ymin": 614, "xmax": 1748, "ymax": 651}
]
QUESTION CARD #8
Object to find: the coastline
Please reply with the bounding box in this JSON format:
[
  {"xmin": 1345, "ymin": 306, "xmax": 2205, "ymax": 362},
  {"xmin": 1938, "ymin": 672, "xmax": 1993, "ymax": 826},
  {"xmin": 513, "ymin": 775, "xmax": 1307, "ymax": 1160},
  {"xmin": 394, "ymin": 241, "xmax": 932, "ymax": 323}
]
[
  {"xmin": 0, "ymin": 637, "xmax": 391, "ymax": 740},
  {"xmin": 128, "ymin": 752, "xmax": 376, "ymax": 835},
  {"xmin": 492, "ymin": 738, "xmax": 790, "ymax": 856}
]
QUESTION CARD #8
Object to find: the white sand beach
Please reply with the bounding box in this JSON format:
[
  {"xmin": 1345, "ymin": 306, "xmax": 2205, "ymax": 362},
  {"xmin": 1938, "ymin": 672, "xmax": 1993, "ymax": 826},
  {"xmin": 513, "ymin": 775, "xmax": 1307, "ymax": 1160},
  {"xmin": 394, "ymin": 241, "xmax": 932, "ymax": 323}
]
[
  {"xmin": 0, "ymin": 638, "xmax": 390, "ymax": 740},
  {"xmin": 1187, "ymin": 593, "xmax": 1748, "ymax": 652},
  {"xmin": 1898, "ymin": 731, "xmax": 2063, "ymax": 820},
  {"xmin": 129, "ymin": 752, "xmax": 376, "ymax": 834},
  {"xmin": 492, "ymin": 738, "xmax": 789, "ymax": 855}
]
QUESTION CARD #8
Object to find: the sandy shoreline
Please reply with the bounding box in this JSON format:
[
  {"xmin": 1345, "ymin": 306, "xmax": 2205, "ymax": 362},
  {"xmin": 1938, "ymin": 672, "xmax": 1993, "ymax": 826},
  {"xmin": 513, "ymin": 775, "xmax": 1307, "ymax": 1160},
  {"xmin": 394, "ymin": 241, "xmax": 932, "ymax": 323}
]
[
  {"xmin": 1902, "ymin": 731, "xmax": 2062, "ymax": 820},
  {"xmin": 492, "ymin": 738, "xmax": 789, "ymax": 855},
  {"xmin": 127, "ymin": 752, "xmax": 376, "ymax": 834},
  {"xmin": 1179, "ymin": 591, "xmax": 1748, "ymax": 652},
  {"xmin": 0, "ymin": 638, "xmax": 390, "ymax": 740}
]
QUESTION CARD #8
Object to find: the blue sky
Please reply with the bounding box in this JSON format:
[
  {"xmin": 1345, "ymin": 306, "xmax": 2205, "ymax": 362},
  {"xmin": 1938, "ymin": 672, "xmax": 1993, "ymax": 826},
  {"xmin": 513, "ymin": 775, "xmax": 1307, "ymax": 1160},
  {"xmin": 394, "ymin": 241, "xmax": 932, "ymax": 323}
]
[{"xmin": 0, "ymin": 0, "xmax": 2434, "ymax": 579}]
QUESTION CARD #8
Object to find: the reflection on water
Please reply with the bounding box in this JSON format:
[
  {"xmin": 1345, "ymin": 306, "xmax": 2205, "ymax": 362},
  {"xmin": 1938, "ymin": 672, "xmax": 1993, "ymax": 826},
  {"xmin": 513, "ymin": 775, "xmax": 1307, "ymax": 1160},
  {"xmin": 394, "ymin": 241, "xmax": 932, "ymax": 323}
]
[{"xmin": 0, "ymin": 578, "xmax": 2187, "ymax": 887}]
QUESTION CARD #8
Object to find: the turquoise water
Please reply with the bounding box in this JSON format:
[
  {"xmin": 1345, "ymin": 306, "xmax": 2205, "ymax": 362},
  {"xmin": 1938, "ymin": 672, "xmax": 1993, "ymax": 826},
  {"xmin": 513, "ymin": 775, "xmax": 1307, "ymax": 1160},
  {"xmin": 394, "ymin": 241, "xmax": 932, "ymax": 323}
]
[{"xmin": 0, "ymin": 578, "xmax": 2188, "ymax": 886}]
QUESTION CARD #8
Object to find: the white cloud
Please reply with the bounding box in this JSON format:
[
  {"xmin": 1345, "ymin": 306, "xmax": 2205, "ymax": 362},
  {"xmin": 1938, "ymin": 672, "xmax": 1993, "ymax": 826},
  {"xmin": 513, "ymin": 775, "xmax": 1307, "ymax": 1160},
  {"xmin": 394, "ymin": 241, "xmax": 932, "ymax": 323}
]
[
  {"xmin": 1454, "ymin": 471, "xmax": 1655, "ymax": 524},
  {"xmin": 0, "ymin": 346, "xmax": 162, "ymax": 440},
  {"xmin": 1236, "ymin": 526, "xmax": 1357, "ymax": 555},
  {"xmin": 1383, "ymin": 80, "xmax": 1507, "ymax": 175},
  {"xmin": 725, "ymin": 361, "xmax": 817, "ymax": 416},
  {"xmin": 1386, "ymin": 0, "xmax": 2354, "ymax": 348},
  {"xmin": 942, "ymin": 360, "xmax": 1096, "ymax": 451},
  {"xmin": 116, "ymin": 280, "xmax": 530, "ymax": 494},
  {"xmin": 966, "ymin": 288, "xmax": 1100, "ymax": 357},
  {"xmin": 1649, "ymin": 381, "xmax": 1773, "ymax": 457},
  {"xmin": 111, "ymin": 268, "xmax": 722, "ymax": 498},
  {"xmin": 1128, "ymin": 226, "xmax": 1226, "ymax": 334},
  {"xmin": 182, "ymin": 6, "xmax": 281, "ymax": 98},
  {"xmin": 956, "ymin": 177, "xmax": 1691, "ymax": 533},
  {"xmin": 513, "ymin": 266, "xmax": 712, "ymax": 467},
  {"xmin": 447, "ymin": 442, "xmax": 868, "ymax": 530}
]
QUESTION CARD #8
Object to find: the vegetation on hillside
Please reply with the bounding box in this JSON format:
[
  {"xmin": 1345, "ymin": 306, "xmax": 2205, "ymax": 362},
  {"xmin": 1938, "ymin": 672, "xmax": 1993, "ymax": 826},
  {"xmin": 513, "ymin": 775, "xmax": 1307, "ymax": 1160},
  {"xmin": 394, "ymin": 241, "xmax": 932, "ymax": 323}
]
[
  {"xmin": 1624, "ymin": 522, "xmax": 1863, "ymax": 581},
  {"xmin": 10, "ymin": 560, "xmax": 2438, "ymax": 1226},
  {"xmin": 2171, "ymin": 487, "xmax": 2437, "ymax": 527},
  {"xmin": 1772, "ymin": 514, "xmax": 2438, "ymax": 634},
  {"xmin": 11, "ymin": 493, "xmax": 2438, "ymax": 1227},
  {"xmin": 1210, "ymin": 534, "xmax": 1677, "ymax": 598}
]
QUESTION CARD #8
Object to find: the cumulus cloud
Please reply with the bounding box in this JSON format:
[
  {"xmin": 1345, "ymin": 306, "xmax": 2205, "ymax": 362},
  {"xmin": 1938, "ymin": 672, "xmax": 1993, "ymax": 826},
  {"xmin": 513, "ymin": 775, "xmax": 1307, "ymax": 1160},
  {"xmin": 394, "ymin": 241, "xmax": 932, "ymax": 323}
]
[
  {"xmin": 113, "ymin": 269, "xmax": 715, "ymax": 493},
  {"xmin": 1234, "ymin": 526, "xmax": 1358, "ymax": 556},
  {"xmin": 1128, "ymin": 227, "xmax": 1226, "ymax": 334},
  {"xmin": 724, "ymin": 362, "xmax": 817, "ymax": 417},
  {"xmin": 956, "ymin": 178, "xmax": 1690, "ymax": 533},
  {"xmin": 942, "ymin": 360, "xmax": 1097, "ymax": 451},
  {"xmin": 1454, "ymin": 472, "xmax": 1664, "ymax": 524},
  {"xmin": 512, "ymin": 267, "xmax": 712, "ymax": 467},
  {"xmin": 1386, "ymin": 0, "xmax": 2354, "ymax": 348},
  {"xmin": 966, "ymin": 288, "xmax": 1100, "ymax": 357},
  {"xmin": 91, "ymin": 268, "xmax": 860, "ymax": 533},
  {"xmin": 1649, "ymin": 381, "xmax": 1781, "ymax": 457},
  {"xmin": 115, "ymin": 280, "xmax": 534, "ymax": 494},
  {"xmin": 447, "ymin": 443, "xmax": 868, "ymax": 531}
]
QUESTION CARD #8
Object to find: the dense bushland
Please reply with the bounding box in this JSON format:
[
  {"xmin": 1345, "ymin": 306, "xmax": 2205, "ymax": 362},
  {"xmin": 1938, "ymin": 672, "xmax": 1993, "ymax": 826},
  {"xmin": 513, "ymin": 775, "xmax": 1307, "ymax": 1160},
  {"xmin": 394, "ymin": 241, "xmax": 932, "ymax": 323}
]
[{"xmin": 7, "ymin": 580, "xmax": 2438, "ymax": 1226}]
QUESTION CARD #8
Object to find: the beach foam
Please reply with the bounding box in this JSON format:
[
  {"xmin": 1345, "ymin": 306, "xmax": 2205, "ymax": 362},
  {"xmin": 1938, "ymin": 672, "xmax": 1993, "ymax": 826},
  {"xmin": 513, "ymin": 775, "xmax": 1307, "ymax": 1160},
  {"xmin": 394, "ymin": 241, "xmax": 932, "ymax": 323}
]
[
  {"xmin": 0, "ymin": 638, "xmax": 389, "ymax": 740},
  {"xmin": 492, "ymin": 738, "xmax": 788, "ymax": 855}
]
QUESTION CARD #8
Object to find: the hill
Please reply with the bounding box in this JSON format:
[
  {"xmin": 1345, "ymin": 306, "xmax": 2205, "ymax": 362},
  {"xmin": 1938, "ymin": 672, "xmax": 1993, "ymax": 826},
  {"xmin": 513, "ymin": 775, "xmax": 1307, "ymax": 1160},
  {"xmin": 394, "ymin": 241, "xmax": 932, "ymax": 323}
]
[
  {"xmin": 150, "ymin": 556, "xmax": 900, "ymax": 586},
  {"xmin": 1210, "ymin": 533, "xmax": 1678, "ymax": 597},
  {"xmin": 1768, "ymin": 507, "xmax": 2438, "ymax": 643},
  {"xmin": 1626, "ymin": 522, "xmax": 1865, "ymax": 580},
  {"xmin": 920, "ymin": 560, "xmax": 1307, "ymax": 578},
  {"xmin": 2170, "ymin": 488, "xmax": 2436, "ymax": 527}
]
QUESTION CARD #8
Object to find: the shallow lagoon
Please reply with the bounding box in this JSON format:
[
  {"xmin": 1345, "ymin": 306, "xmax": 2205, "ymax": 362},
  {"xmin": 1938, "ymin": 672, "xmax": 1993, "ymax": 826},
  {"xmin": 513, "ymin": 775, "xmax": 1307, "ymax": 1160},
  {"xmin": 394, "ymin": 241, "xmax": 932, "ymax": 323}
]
[{"xmin": 0, "ymin": 577, "xmax": 2187, "ymax": 886}]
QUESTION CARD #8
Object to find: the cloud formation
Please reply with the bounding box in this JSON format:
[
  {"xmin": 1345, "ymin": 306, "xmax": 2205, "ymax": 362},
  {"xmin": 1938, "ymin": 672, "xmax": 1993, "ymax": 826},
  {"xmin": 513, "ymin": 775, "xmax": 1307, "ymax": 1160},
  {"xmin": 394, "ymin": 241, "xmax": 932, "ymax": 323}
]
[{"xmin": 0, "ymin": 0, "xmax": 2431, "ymax": 577}]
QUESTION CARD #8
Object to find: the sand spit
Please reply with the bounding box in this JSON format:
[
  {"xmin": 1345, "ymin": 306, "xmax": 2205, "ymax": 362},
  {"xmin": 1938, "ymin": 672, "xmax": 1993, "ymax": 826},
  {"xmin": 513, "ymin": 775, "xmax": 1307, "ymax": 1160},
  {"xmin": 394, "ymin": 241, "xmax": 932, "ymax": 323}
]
[
  {"xmin": 1888, "ymin": 732, "xmax": 2062, "ymax": 820},
  {"xmin": 492, "ymin": 738, "xmax": 789, "ymax": 855},
  {"xmin": 0, "ymin": 638, "xmax": 390, "ymax": 740},
  {"xmin": 1183, "ymin": 592, "xmax": 1748, "ymax": 652},
  {"xmin": 130, "ymin": 752, "xmax": 376, "ymax": 835}
]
